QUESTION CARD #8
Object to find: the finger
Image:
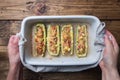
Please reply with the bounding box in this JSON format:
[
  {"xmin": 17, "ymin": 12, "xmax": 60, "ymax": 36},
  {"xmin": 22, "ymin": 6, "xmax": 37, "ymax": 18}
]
[
  {"xmin": 8, "ymin": 35, "xmax": 19, "ymax": 48},
  {"xmin": 104, "ymin": 34, "xmax": 113, "ymax": 51},
  {"xmin": 8, "ymin": 35, "xmax": 16, "ymax": 46},
  {"xmin": 8, "ymin": 35, "xmax": 15, "ymax": 43},
  {"xmin": 99, "ymin": 60, "xmax": 104, "ymax": 69},
  {"xmin": 104, "ymin": 33, "xmax": 115, "ymax": 57},
  {"xmin": 106, "ymin": 31, "xmax": 114, "ymax": 46},
  {"xmin": 106, "ymin": 30, "xmax": 119, "ymax": 53},
  {"xmin": 13, "ymin": 35, "xmax": 20, "ymax": 45}
]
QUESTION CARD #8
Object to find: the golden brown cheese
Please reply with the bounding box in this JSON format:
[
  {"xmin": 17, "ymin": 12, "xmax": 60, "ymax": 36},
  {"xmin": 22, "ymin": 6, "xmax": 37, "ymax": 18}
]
[
  {"xmin": 61, "ymin": 24, "xmax": 73, "ymax": 55},
  {"xmin": 32, "ymin": 24, "xmax": 46, "ymax": 57},
  {"xmin": 76, "ymin": 25, "xmax": 88, "ymax": 57},
  {"xmin": 47, "ymin": 25, "xmax": 59, "ymax": 56}
]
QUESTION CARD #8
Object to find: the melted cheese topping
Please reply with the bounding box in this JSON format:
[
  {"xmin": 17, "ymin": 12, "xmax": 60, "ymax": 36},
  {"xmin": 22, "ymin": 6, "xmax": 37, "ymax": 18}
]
[
  {"xmin": 76, "ymin": 25, "xmax": 87, "ymax": 56},
  {"xmin": 62, "ymin": 25, "xmax": 73, "ymax": 54},
  {"xmin": 48, "ymin": 26, "xmax": 58, "ymax": 53},
  {"xmin": 35, "ymin": 26, "xmax": 44, "ymax": 55}
]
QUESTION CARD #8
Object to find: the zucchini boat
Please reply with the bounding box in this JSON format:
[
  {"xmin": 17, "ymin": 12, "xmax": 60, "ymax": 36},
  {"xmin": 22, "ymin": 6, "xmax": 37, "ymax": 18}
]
[
  {"xmin": 32, "ymin": 23, "xmax": 46, "ymax": 57},
  {"xmin": 76, "ymin": 25, "xmax": 88, "ymax": 57},
  {"xmin": 47, "ymin": 24, "xmax": 60, "ymax": 56},
  {"xmin": 61, "ymin": 24, "xmax": 73, "ymax": 55}
]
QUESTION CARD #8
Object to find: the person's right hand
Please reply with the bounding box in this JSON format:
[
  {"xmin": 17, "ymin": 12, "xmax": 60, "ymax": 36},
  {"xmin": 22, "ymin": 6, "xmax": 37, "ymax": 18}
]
[{"xmin": 99, "ymin": 30, "xmax": 119, "ymax": 71}]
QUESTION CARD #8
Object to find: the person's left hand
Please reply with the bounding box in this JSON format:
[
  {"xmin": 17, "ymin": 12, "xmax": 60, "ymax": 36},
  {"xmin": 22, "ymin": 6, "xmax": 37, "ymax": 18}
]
[{"xmin": 7, "ymin": 35, "xmax": 20, "ymax": 68}]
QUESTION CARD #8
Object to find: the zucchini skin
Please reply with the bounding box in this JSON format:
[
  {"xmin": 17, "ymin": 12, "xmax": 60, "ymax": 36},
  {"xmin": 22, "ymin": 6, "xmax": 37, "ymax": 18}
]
[
  {"xmin": 32, "ymin": 23, "xmax": 46, "ymax": 57},
  {"xmin": 47, "ymin": 24, "xmax": 60, "ymax": 56},
  {"xmin": 76, "ymin": 25, "xmax": 88, "ymax": 58},
  {"xmin": 61, "ymin": 24, "xmax": 73, "ymax": 55}
]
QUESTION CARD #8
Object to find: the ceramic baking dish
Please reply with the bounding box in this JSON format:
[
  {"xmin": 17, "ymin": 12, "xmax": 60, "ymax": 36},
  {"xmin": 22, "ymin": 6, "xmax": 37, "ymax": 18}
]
[{"xmin": 19, "ymin": 15, "xmax": 102, "ymax": 66}]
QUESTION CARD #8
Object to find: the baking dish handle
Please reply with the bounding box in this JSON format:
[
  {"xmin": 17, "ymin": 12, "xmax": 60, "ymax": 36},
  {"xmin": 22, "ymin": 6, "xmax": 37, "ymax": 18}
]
[{"xmin": 16, "ymin": 32, "xmax": 27, "ymax": 46}]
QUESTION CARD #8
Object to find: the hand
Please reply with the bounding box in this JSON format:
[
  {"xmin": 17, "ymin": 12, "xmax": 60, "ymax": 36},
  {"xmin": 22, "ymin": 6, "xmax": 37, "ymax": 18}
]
[
  {"xmin": 7, "ymin": 35, "xmax": 22, "ymax": 80},
  {"xmin": 99, "ymin": 30, "xmax": 119, "ymax": 71},
  {"xmin": 7, "ymin": 35, "xmax": 20, "ymax": 68}
]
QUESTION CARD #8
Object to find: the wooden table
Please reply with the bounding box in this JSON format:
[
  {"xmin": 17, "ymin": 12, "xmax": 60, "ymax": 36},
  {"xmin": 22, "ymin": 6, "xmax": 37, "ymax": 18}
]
[{"xmin": 0, "ymin": 0, "xmax": 120, "ymax": 80}]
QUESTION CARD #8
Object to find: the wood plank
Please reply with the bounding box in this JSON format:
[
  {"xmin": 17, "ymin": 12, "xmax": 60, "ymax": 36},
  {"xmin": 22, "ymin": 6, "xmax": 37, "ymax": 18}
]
[
  {"xmin": 0, "ymin": 21, "xmax": 10, "ymax": 46},
  {"xmin": 0, "ymin": 21, "xmax": 20, "ymax": 46},
  {"xmin": 0, "ymin": 20, "xmax": 120, "ymax": 46},
  {"xmin": 1, "ymin": 1, "xmax": 120, "ymax": 80},
  {"xmin": 0, "ymin": 46, "xmax": 7, "ymax": 53},
  {"xmin": 0, "ymin": 20, "xmax": 120, "ymax": 80},
  {"xmin": 23, "ymin": 67, "xmax": 101, "ymax": 80},
  {"xmin": 9, "ymin": 21, "xmax": 21, "ymax": 35},
  {"xmin": 104, "ymin": 21, "xmax": 120, "ymax": 44},
  {"xmin": 0, "ymin": 52, "xmax": 9, "ymax": 80},
  {"xmin": 0, "ymin": 0, "xmax": 120, "ymax": 20},
  {"xmin": 0, "ymin": 50, "xmax": 119, "ymax": 80}
]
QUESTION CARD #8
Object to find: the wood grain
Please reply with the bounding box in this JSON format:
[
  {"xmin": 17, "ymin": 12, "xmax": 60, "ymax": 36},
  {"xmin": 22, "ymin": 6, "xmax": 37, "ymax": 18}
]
[
  {"xmin": 0, "ymin": 0, "xmax": 120, "ymax": 80},
  {"xmin": 105, "ymin": 21, "xmax": 120, "ymax": 44},
  {"xmin": 0, "ymin": 20, "xmax": 120, "ymax": 46},
  {"xmin": 0, "ymin": 20, "xmax": 120, "ymax": 80},
  {"xmin": 0, "ymin": 52, "xmax": 9, "ymax": 80},
  {"xmin": 23, "ymin": 67, "xmax": 101, "ymax": 80},
  {"xmin": 0, "ymin": 0, "xmax": 120, "ymax": 20},
  {"xmin": 0, "ymin": 21, "xmax": 20, "ymax": 46}
]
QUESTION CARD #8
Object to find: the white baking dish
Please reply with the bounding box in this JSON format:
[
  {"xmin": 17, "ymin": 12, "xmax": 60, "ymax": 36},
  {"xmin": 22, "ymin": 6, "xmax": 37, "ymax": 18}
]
[{"xmin": 19, "ymin": 15, "xmax": 102, "ymax": 66}]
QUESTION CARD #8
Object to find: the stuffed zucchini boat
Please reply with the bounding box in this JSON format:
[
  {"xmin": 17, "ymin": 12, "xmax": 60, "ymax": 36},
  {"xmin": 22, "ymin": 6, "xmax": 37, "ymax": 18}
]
[
  {"xmin": 76, "ymin": 25, "xmax": 88, "ymax": 57},
  {"xmin": 61, "ymin": 24, "xmax": 73, "ymax": 55},
  {"xmin": 32, "ymin": 23, "xmax": 46, "ymax": 57},
  {"xmin": 47, "ymin": 24, "xmax": 60, "ymax": 56}
]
